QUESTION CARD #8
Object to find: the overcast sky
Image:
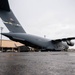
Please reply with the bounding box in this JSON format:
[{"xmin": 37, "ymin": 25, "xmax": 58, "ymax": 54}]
[{"xmin": 1, "ymin": 0, "xmax": 75, "ymax": 41}]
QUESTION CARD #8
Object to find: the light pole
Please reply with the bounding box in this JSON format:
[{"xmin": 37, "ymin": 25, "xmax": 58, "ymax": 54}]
[
  {"xmin": 0, "ymin": 27, "xmax": 3, "ymax": 51},
  {"xmin": 44, "ymin": 35, "xmax": 46, "ymax": 38}
]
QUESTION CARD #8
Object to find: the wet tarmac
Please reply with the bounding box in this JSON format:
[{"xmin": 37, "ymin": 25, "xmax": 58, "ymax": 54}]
[{"xmin": 0, "ymin": 52, "xmax": 75, "ymax": 75}]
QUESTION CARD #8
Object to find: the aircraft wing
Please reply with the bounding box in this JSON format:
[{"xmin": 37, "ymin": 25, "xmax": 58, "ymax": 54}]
[{"xmin": 51, "ymin": 37, "xmax": 75, "ymax": 43}]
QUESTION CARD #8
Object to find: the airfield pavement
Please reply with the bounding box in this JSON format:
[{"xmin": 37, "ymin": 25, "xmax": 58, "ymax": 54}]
[{"xmin": 0, "ymin": 52, "xmax": 75, "ymax": 75}]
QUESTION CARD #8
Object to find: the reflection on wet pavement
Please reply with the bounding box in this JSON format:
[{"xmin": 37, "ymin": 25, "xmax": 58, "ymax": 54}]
[{"xmin": 0, "ymin": 52, "xmax": 75, "ymax": 75}]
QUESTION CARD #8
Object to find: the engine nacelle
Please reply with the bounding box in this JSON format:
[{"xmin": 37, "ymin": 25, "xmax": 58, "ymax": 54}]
[{"xmin": 66, "ymin": 40, "xmax": 74, "ymax": 46}]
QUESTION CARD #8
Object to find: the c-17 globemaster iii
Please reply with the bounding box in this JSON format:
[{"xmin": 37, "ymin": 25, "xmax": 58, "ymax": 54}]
[{"xmin": 0, "ymin": 0, "xmax": 75, "ymax": 51}]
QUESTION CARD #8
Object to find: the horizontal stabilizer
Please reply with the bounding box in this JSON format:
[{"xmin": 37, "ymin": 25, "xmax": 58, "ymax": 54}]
[{"xmin": 0, "ymin": 0, "xmax": 10, "ymax": 11}]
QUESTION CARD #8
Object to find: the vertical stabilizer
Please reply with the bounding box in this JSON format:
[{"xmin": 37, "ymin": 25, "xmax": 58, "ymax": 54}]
[{"xmin": 0, "ymin": 0, "xmax": 26, "ymax": 33}]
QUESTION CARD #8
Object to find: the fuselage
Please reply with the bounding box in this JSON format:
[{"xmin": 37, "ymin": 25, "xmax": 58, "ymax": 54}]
[{"xmin": 2, "ymin": 33, "xmax": 69, "ymax": 50}]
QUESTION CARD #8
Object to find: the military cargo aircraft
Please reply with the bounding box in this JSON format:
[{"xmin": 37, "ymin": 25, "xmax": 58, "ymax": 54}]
[{"xmin": 0, "ymin": 0, "xmax": 75, "ymax": 51}]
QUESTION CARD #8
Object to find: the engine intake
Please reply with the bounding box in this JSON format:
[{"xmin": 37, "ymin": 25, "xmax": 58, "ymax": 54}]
[{"xmin": 66, "ymin": 40, "xmax": 74, "ymax": 46}]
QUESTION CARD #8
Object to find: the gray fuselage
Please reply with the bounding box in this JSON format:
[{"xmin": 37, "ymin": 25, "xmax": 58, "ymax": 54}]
[{"xmin": 2, "ymin": 33, "xmax": 69, "ymax": 50}]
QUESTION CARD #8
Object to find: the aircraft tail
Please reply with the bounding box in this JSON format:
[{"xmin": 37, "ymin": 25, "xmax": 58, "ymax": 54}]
[{"xmin": 0, "ymin": 0, "xmax": 26, "ymax": 33}]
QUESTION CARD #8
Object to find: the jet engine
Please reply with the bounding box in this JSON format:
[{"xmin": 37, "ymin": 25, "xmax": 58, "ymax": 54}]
[{"xmin": 66, "ymin": 40, "xmax": 74, "ymax": 46}]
